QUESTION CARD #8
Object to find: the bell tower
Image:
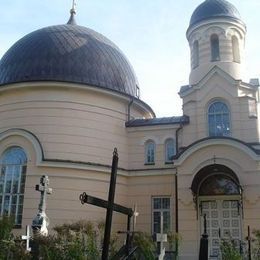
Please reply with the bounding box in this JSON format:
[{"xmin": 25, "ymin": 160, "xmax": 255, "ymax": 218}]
[{"xmin": 186, "ymin": 0, "xmax": 246, "ymax": 85}]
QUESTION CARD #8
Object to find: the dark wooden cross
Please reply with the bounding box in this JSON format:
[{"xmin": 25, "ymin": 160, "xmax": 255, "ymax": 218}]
[{"xmin": 79, "ymin": 148, "xmax": 134, "ymax": 260}]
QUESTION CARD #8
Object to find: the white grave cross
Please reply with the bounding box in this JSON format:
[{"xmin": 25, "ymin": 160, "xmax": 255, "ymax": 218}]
[
  {"xmin": 21, "ymin": 225, "xmax": 31, "ymax": 252},
  {"xmin": 156, "ymin": 212, "xmax": 167, "ymax": 260}
]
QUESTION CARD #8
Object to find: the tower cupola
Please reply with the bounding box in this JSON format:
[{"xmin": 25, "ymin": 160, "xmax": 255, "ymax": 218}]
[{"xmin": 187, "ymin": 0, "xmax": 246, "ymax": 85}]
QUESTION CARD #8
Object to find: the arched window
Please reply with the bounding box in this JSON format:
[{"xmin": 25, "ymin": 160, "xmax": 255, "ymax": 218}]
[
  {"xmin": 145, "ymin": 140, "xmax": 155, "ymax": 164},
  {"xmin": 208, "ymin": 101, "xmax": 231, "ymax": 137},
  {"xmin": 165, "ymin": 138, "xmax": 175, "ymax": 162},
  {"xmin": 193, "ymin": 40, "xmax": 199, "ymax": 68},
  {"xmin": 232, "ymin": 36, "xmax": 240, "ymax": 63},
  {"xmin": 211, "ymin": 34, "xmax": 220, "ymax": 61},
  {"xmin": 199, "ymin": 174, "xmax": 240, "ymax": 196},
  {"xmin": 0, "ymin": 147, "xmax": 27, "ymax": 226}
]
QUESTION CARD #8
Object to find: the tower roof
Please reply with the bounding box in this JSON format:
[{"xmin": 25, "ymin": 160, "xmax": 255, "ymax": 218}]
[{"xmin": 189, "ymin": 0, "xmax": 243, "ymax": 28}]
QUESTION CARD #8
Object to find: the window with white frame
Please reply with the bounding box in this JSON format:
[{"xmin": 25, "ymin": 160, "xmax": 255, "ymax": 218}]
[
  {"xmin": 145, "ymin": 140, "xmax": 155, "ymax": 164},
  {"xmin": 152, "ymin": 197, "xmax": 171, "ymax": 234},
  {"xmin": 211, "ymin": 34, "xmax": 220, "ymax": 61},
  {"xmin": 165, "ymin": 138, "xmax": 175, "ymax": 162},
  {"xmin": 208, "ymin": 101, "xmax": 231, "ymax": 137},
  {"xmin": 0, "ymin": 147, "xmax": 27, "ymax": 226}
]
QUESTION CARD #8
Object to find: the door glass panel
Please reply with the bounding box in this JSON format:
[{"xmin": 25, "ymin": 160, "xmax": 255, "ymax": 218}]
[
  {"xmin": 153, "ymin": 212, "xmax": 160, "ymax": 233},
  {"xmin": 163, "ymin": 211, "xmax": 170, "ymax": 233},
  {"xmin": 199, "ymin": 175, "xmax": 240, "ymax": 196}
]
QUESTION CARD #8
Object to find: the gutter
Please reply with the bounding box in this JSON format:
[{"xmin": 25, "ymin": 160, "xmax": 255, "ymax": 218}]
[{"xmin": 174, "ymin": 121, "xmax": 184, "ymax": 252}]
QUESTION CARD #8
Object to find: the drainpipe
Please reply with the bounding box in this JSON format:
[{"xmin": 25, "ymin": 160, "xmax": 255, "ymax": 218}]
[
  {"xmin": 175, "ymin": 123, "xmax": 183, "ymax": 233},
  {"xmin": 175, "ymin": 168, "xmax": 179, "ymax": 234},
  {"xmin": 175, "ymin": 123, "xmax": 183, "ymax": 155},
  {"xmin": 127, "ymin": 98, "xmax": 134, "ymax": 121},
  {"xmin": 174, "ymin": 123, "xmax": 183, "ymax": 255}
]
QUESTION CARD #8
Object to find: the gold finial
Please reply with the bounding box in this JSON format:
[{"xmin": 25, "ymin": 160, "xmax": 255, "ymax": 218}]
[{"xmin": 67, "ymin": 0, "xmax": 77, "ymax": 25}]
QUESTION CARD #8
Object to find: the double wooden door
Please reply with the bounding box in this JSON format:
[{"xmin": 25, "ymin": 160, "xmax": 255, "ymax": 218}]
[{"xmin": 200, "ymin": 200, "xmax": 242, "ymax": 259}]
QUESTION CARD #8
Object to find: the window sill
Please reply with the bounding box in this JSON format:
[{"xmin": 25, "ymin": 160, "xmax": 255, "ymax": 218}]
[
  {"xmin": 165, "ymin": 161, "xmax": 174, "ymax": 165},
  {"xmin": 144, "ymin": 162, "xmax": 155, "ymax": 166}
]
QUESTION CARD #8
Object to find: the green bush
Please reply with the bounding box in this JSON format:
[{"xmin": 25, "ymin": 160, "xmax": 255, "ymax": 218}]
[
  {"xmin": 0, "ymin": 218, "xmax": 119, "ymax": 260},
  {"xmin": 167, "ymin": 231, "xmax": 181, "ymax": 255},
  {"xmin": 35, "ymin": 220, "xmax": 108, "ymax": 259},
  {"xmin": 0, "ymin": 217, "xmax": 162, "ymax": 260},
  {"xmin": 0, "ymin": 216, "xmax": 31, "ymax": 260},
  {"xmin": 220, "ymin": 238, "xmax": 242, "ymax": 260},
  {"xmin": 252, "ymin": 230, "xmax": 260, "ymax": 259},
  {"xmin": 133, "ymin": 232, "xmax": 156, "ymax": 259}
]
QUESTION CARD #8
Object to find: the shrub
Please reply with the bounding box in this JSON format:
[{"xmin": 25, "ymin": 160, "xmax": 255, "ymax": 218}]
[
  {"xmin": 220, "ymin": 238, "xmax": 242, "ymax": 260},
  {"xmin": 133, "ymin": 232, "xmax": 156, "ymax": 259},
  {"xmin": 252, "ymin": 230, "xmax": 260, "ymax": 259},
  {"xmin": 34, "ymin": 219, "xmax": 119, "ymax": 259},
  {"xmin": 0, "ymin": 216, "xmax": 31, "ymax": 260},
  {"xmin": 167, "ymin": 231, "xmax": 181, "ymax": 254}
]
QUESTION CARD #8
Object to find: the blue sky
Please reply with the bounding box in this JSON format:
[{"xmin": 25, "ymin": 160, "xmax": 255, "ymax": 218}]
[{"xmin": 1, "ymin": 0, "xmax": 260, "ymax": 117}]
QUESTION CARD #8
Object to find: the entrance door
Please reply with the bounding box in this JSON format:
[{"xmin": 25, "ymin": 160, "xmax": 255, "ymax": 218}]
[{"xmin": 200, "ymin": 200, "xmax": 242, "ymax": 259}]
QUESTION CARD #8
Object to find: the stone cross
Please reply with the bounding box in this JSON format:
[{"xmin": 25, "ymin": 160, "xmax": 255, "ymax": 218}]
[
  {"xmin": 32, "ymin": 175, "xmax": 52, "ymax": 236},
  {"xmin": 21, "ymin": 225, "xmax": 31, "ymax": 252},
  {"xmin": 156, "ymin": 212, "xmax": 167, "ymax": 260}
]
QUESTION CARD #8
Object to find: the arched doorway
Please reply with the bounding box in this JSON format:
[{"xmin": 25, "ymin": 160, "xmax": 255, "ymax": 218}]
[{"xmin": 191, "ymin": 164, "xmax": 242, "ymax": 258}]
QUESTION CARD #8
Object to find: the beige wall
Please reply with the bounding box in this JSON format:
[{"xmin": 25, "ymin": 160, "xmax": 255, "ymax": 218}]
[
  {"xmin": 127, "ymin": 174, "xmax": 175, "ymax": 233},
  {"xmin": 23, "ymin": 168, "xmax": 129, "ymax": 233},
  {"xmin": 0, "ymin": 82, "xmax": 178, "ymax": 242},
  {"xmin": 127, "ymin": 125, "xmax": 179, "ymax": 169},
  {"xmin": 0, "ymin": 131, "xmax": 127, "ymax": 234},
  {"xmin": 0, "ymin": 82, "xmax": 152, "ymax": 170},
  {"xmin": 0, "ymin": 82, "xmax": 152, "ymax": 236},
  {"xmin": 6, "ymin": 126, "xmax": 177, "ymax": 240},
  {"xmin": 181, "ymin": 71, "xmax": 259, "ymax": 146}
]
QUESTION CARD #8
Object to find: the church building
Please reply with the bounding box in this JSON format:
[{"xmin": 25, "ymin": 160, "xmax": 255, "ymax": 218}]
[{"xmin": 0, "ymin": 0, "xmax": 260, "ymax": 259}]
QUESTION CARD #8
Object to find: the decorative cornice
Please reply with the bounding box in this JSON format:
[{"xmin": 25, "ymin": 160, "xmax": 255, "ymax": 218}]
[{"xmin": 174, "ymin": 136, "xmax": 260, "ymax": 166}]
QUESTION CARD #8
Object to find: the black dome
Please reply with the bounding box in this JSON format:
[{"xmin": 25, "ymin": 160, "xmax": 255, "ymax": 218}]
[
  {"xmin": 189, "ymin": 0, "xmax": 242, "ymax": 27},
  {"xmin": 0, "ymin": 24, "xmax": 139, "ymax": 97}
]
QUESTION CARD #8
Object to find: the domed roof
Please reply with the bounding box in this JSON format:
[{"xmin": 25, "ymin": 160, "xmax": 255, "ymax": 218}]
[
  {"xmin": 189, "ymin": 0, "xmax": 242, "ymax": 27},
  {"xmin": 0, "ymin": 22, "xmax": 139, "ymax": 97}
]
